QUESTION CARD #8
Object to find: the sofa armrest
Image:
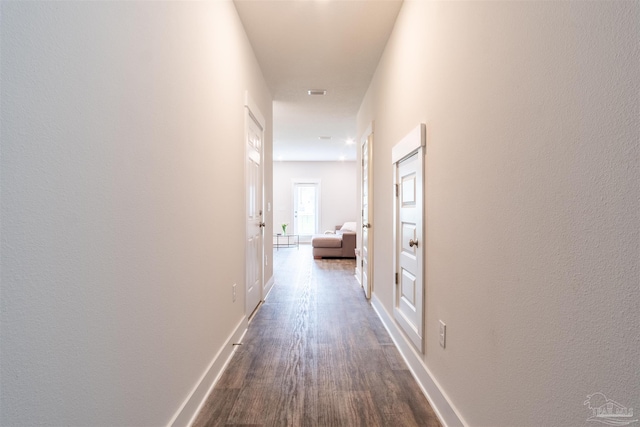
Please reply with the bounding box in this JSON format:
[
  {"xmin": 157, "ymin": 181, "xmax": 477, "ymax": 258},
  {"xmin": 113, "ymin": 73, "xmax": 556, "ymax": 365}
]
[{"xmin": 341, "ymin": 232, "xmax": 356, "ymax": 258}]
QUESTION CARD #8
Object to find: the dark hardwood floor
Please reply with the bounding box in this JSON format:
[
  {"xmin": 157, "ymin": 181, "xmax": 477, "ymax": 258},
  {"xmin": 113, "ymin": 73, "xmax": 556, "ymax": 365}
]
[{"xmin": 193, "ymin": 244, "xmax": 441, "ymax": 427}]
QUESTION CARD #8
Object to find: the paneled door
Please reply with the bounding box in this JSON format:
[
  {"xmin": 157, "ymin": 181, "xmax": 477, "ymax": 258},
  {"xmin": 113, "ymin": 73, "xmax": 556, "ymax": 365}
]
[
  {"xmin": 361, "ymin": 128, "xmax": 373, "ymax": 298},
  {"xmin": 393, "ymin": 124, "xmax": 426, "ymax": 353},
  {"xmin": 245, "ymin": 106, "xmax": 264, "ymax": 319}
]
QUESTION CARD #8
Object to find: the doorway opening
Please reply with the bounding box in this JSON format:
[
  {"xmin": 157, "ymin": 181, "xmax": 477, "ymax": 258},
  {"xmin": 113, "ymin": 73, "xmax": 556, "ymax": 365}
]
[{"xmin": 292, "ymin": 181, "xmax": 320, "ymax": 239}]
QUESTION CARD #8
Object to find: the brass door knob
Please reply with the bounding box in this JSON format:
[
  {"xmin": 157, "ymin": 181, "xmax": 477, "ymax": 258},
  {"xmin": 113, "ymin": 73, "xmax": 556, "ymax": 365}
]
[{"xmin": 409, "ymin": 239, "xmax": 418, "ymax": 248}]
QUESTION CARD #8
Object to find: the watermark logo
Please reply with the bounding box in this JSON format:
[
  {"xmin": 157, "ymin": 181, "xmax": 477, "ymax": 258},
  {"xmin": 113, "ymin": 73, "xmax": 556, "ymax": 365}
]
[{"xmin": 584, "ymin": 392, "xmax": 637, "ymax": 426}]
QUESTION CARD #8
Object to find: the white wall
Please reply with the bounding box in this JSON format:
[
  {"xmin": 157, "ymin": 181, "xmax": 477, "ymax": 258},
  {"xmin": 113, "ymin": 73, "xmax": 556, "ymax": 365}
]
[
  {"xmin": 273, "ymin": 161, "xmax": 357, "ymax": 237},
  {"xmin": 358, "ymin": 1, "xmax": 639, "ymax": 426},
  {"xmin": 0, "ymin": 2, "xmax": 272, "ymax": 426}
]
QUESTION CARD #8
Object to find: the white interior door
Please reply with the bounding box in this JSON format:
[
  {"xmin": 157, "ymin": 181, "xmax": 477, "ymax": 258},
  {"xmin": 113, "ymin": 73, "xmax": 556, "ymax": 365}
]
[
  {"xmin": 292, "ymin": 182, "xmax": 319, "ymax": 236},
  {"xmin": 361, "ymin": 130, "xmax": 373, "ymax": 298},
  {"xmin": 246, "ymin": 107, "xmax": 264, "ymax": 318},
  {"xmin": 392, "ymin": 124, "xmax": 426, "ymax": 353}
]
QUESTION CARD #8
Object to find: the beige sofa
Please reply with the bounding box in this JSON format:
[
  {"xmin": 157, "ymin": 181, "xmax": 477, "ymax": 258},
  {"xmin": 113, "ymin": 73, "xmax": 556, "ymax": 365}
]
[{"xmin": 311, "ymin": 223, "xmax": 357, "ymax": 259}]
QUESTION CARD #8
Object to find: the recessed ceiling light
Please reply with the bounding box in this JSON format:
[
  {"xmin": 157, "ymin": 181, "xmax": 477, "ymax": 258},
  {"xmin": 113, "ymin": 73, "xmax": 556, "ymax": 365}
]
[
  {"xmin": 339, "ymin": 156, "xmax": 346, "ymax": 161},
  {"xmin": 308, "ymin": 89, "xmax": 327, "ymax": 96},
  {"xmin": 346, "ymin": 138, "xmax": 354, "ymax": 145},
  {"xmin": 318, "ymin": 136, "xmax": 332, "ymax": 140}
]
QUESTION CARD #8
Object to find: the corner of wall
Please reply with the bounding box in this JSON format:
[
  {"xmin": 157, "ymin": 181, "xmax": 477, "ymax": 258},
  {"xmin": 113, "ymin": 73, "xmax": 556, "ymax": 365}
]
[
  {"xmin": 169, "ymin": 317, "xmax": 248, "ymax": 427},
  {"xmin": 370, "ymin": 295, "xmax": 466, "ymax": 427}
]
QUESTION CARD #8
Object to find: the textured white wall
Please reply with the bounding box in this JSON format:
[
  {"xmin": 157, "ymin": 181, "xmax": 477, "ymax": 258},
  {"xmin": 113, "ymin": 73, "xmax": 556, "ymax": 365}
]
[
  {"xmin": 358, "ymin": 1, "xmax": 639, "ymax": 426},
  {"xmin": 0, "ymin": 1, "xmax": 272, "ymax": 425},
  {"xmin": 273, "ymin": 161, "xmax": 358, "ymax": 237}
]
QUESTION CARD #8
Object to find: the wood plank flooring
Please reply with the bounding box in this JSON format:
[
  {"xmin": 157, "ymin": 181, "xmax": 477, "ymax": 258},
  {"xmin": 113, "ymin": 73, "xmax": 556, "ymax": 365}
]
[{"xmin": 193, "ymin": 244, "xmax": 441, "ymax": 427}]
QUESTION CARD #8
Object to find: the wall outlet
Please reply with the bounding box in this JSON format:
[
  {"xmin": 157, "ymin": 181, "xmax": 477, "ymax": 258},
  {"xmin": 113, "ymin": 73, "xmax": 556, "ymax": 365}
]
[
  {"xmin": 232, "ymin": 283, "xmax": 237, "ymax": 302},
  {"xmin": 439, "ymin": 320, "xmax": 446, "ymax": 348},
  {"xmin": 265, "ymin": 255, "xmax": 268, "ymax": 266}
]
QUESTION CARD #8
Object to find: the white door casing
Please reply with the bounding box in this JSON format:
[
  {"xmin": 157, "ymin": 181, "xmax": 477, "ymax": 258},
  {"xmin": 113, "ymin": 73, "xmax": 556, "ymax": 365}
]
[
  {"xmin": 392, "ymin": 124, "xmax": 426, "ymax": 353},
  {"xmin": 360, "ymin": 125, "xmax": 373, "ymax": 298},
  {"xmin": 245, "ymin": 95, "xmax": 265, "ymax": 319}
]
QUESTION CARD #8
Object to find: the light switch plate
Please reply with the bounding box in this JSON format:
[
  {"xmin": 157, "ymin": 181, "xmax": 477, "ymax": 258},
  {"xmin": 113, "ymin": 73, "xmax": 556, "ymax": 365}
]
[{"xmin": 439, "ymin": 320, "xmax": 446, "ymax": 348}]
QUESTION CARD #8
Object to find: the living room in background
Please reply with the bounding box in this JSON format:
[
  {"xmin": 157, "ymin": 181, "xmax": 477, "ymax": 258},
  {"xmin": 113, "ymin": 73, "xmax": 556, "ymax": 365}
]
[{"xmin": 272, "ymin": 161, "xmax": 358, "ymax": 244}]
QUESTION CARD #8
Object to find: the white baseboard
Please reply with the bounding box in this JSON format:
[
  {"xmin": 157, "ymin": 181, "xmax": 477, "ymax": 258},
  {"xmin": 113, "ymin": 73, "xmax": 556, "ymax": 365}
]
[
  {"xmin": 355, "ymin": 267, "xmax": 361, "ymax": 285},
  {"xmin": 168, "ymin": 317, "xmax": 248, "ymax": 427},
  {"xmin": 263, "ymin": 275, "xmax": 275, "ymax": 300},
  {"xmin": 371, "ymin": 294, "xmax": 466, "ymax": 427}
]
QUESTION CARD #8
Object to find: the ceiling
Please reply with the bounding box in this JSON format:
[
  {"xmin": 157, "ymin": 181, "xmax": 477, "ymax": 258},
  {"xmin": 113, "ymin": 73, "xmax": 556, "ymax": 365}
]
[{"xmin": 234, "ymin": 0, "xmax": 403, "ymax": 161}]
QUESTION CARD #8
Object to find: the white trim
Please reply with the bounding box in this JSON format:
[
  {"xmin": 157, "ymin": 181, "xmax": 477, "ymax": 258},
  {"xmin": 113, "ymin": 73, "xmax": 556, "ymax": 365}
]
[
  {"xmin": 361, "ymin": 122, "xmax": 374, "ymax": 141},
  {"xmin": 244, "ymin": 91, "xmax": 265, "ymax": 130},
  {"xmin": 168, "ymin": 317, "xmax": 248, "ymax": 427},
  {"xmin": 263, "ymin": 275, "xmax": 275, "ymax": 300},
  {"xmin": 371, "ymin": 295, "xmax": 466, "ymax": 427},
  {"xmin": 354, "ymin": 249, "xmax": 362, "ymax": 284},
  {"xmin": 391, "ymin": 123, "xmax": 426, "ymax": 164}
]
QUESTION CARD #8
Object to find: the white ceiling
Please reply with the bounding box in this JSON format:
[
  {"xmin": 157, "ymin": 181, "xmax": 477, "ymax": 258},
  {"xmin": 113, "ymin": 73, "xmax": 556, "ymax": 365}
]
[{"xmin": 234, "ymin": 0, "xmax": 403, "ymax": 161}]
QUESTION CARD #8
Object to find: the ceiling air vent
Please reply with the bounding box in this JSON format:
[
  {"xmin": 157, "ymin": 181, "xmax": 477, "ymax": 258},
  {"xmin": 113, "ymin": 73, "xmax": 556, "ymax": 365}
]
[
  {"xmin": 308, "ymin": 90, "xmax": 327, "ymax": 96},
  {"xmin": 318, "ymin": 136, "xmax": 332, "ymax": 140}
]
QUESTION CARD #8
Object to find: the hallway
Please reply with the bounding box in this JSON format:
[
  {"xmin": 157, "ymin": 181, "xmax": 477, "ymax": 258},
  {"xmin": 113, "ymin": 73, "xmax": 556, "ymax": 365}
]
[{"xmin": 193, "ymin": 245, "xmax": 440, "ymax": 427}]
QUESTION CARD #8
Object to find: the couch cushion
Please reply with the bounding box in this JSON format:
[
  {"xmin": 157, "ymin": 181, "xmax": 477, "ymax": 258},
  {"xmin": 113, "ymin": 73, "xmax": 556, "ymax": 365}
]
[{"xmin": 311, "ymin": 234, "xmax": 342, "ymax": 248}]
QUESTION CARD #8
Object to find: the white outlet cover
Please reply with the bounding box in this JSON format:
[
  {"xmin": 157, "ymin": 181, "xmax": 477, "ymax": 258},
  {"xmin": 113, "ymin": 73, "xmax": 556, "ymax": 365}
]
[{"xmin": 439, "ymin": 320, "xmax": 446, "ymax": 348}]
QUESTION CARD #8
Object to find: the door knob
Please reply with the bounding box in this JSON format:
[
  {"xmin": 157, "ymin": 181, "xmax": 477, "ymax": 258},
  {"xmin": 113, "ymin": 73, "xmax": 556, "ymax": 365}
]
[
  {"xmin": 409, "ymin": 239, "xmax": 418, "ymax": 248},
  {"xmin": 363, "ymin": 223, "xmax": 370, "ymax": 228},
  {"xmin": 259, "ymin": 222, "xmax": 265, "ymax": 228}
]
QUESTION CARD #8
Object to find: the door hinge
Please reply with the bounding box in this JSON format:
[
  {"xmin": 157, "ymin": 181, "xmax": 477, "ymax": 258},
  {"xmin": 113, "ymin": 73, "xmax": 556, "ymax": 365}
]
[
  {"xmin": 395, "ymin": 272, "xmax": 398, "ymax": 284},
  {"xmin": 361, "ymin": 259, "xmax": 364, "ymax": 267},
  {"xmin": 395, "ymin": 184, "xmax": 399, "ymax": 197}
]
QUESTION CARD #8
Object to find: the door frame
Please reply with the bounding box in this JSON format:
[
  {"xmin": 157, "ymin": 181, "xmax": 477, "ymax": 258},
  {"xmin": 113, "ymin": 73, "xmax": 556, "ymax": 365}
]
[
  {"xmin": 244, "ymin": 92, "xmax": 266, "ymax": 320},
  {"xmin": 358, "ymin": 122, "xmax": 374, "ymax": 298},
  {"xmin": 392, "ymin": 124, "xmax": 426, "ymax": 353}
]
